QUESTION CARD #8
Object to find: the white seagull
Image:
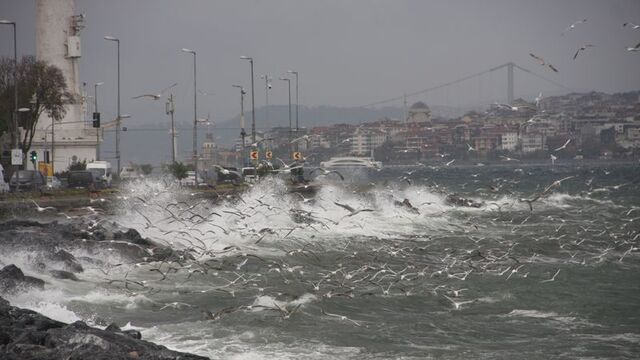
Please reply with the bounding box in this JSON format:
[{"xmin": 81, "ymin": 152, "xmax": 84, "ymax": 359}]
[
  {"xmin": 573, "ymin": 44, "xmax": 594, "ymax": 60},
  {"xmin": 132, "ymin": 83, "xmax": 177, "ymax": 100},
  {"xmin": 31, "ymin": 200, "xmax": 56, "ymax": 212},
  {"xmin": 626, "ymin": 42, "xmax": 640, "ymax": 52},
  {"xmin": 623, "ymin": 22, "xmax": 640, "ymax": 29},
  {"xmin": 561, "ymin": 19, "xmax": 587, "ymax": 36},
  {"xmin": 554, "ymin": 139, "xmax": 571, "ymax": 152},
  {"xmin": 529, "ymin": 53, "xmax": 559, "ymax": 72}
]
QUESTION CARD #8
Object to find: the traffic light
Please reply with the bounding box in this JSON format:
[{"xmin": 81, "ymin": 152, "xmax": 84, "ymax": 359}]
[
  {"xmin": 30, "ymin": 150, "xmax": 37, "ymax": 162},
  {"xmin": 92, "ymin": 112, "xmax": 100, "ymax": 128}
]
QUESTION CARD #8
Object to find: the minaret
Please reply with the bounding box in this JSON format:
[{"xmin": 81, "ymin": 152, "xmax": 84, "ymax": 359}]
[{"xmin": 31, "ymin": 0, "xmax": 98, "ymax": 174}]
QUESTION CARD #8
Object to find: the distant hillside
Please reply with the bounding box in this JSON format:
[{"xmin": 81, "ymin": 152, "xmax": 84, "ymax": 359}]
[{"xmin": 213, "ymin": 104, "xmax": 478, "ymax": 146}]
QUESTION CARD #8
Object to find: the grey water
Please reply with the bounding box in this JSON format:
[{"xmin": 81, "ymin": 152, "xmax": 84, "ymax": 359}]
[{"xmin": 2, "ymin": 163, "xmax": 639, "ymax": 359}]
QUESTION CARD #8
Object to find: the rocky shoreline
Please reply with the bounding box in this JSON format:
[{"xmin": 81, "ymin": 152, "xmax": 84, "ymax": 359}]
[
  {"xmin": 0, "ymin": 219, "xmax": 210, "ymax": 359},
  {"xmin": 0, "ymin": 293, "xmax": 208, "ymax": 359}
]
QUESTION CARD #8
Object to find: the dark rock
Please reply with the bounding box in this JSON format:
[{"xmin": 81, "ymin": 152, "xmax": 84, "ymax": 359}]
[
  {"xmin": 122, "ymin": 330, "xmax": 142, "ymax": 340},
  {"xmin": 0, "ymin": 296, "xmax": 209, "ymax": 359},
  {"xmin": 105, "ymin": 323, "xmax": 121, "ymax": 332},
  {"xmin": 49, "ymin": 270, "xmax": 80, "ymax": 281},
  {"xmin": 0, "ymin": 265, "xmax": 45, "ymax": 293},
  {"xmin": 48, "ymin": 250, "xmax": 84, "ymax": 273}
]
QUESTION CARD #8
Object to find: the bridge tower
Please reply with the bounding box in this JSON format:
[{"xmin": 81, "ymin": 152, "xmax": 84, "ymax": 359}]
[{"xmin": 507, "ymin": 62, "xmax": 514, "ymax": 105}]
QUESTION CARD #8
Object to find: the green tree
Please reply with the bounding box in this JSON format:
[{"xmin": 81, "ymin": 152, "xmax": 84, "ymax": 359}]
[
  {"xmin": 167, "ymin": 161, "xmax": 188, "ymax": 181},
  {"xmin": 139, "ymin": 164, "xmax": 153, "ymax": 175},
  {"xmin": 0, "ymin": 56, "xmax": 71, "ymax": 158}
]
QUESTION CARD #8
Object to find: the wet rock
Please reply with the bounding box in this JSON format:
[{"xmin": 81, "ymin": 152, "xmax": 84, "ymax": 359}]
[
  {"xmin": 47, "ymin": 250, "xmax": 84, "ymax": 273},
  {"xmin": 0, "ymin": 265, "xmax": 45, "ymax": 294},
  {"xmin": 0, "ymin": 297, "xmax": 208, "ymax": 359},
  {"xmin": 105, "ymin": 323, "xmax": 121, "ymax": 332},
  {"xmin": 446, "ymin": 194, "xmax": 484, "ymax": 208},
  {"xmin": 113, "ymin": 228, "xmax": 152, "ymax": 246},
  {"xmin": 49, "ymin": 270, "xmax": 80, "ymax": 282}
]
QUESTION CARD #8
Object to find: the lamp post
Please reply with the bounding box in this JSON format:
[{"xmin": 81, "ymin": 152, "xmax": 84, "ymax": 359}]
[
  {"xmin": 232, "ymin": 84, "xmax": 247, "ymax": 167},
  {"xmin": 103, "ymin": 36, "xmax": 121, "ymax": 175},
  {"xmin": 165, "ymin": 93, "xmax": 176, "ymax": 163},
  {"xmin": 260, "ymin": 74, "xmax": 271, "ymax": 127},
  {"xmin": 94, "ymin": 82, "xmax": 103, "ymax": 161},
  {"xmin": 0, "ymin": 20, "xmax": 19, "ymax": 171},
  {"xmin": 279, "ymin": 77, "xmax": 292, "ymax": 157},
  {"xmin": 182, "ymin": 48, "xmax": 198, "ymax": 186},
  {"xmin": 287, "ymin": 70, "xmax": 299, "ymax": 142},
  {"xmin": 240, "ymin": 56, "xmax": 256, "ymax": 144}
]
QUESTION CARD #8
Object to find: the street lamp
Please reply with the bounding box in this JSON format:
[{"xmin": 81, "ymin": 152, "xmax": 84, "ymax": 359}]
[
  {"xmin": 0, "ymin": 20, "xmax": 19, "ymax": 169},
  {"xmin": 103, "ymin": 35, "xmax": 121, "ymax": 175},
  {"xmin": 287, "ymin": 70, "xmax": 299, "ymax": 142},
  {"xmin": 232, "ymin": 84, "xmax": 247, "ymax": 166},
  {"xmin": 240, "ymin": 56, "xmax": 256, "ymax": 144},
  {"xmin": 94, "ymin": 82, "xmax": 104, "ymax": 160},
  {"xmin": 279, "ymin": 77, "xmax": 292, "ymax": 157},
  {"xmin": 182, "ymin": 48, "xmax": 198, "ymax": 186},
  {"xmin": 260, "ymin": 74, "xmax": 272, "ymax": 128}
]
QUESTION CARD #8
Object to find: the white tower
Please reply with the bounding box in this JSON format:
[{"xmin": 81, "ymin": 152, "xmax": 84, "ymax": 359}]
[{"xmin": 30, "ymin": 0, "xmax": 99, "ymax": 174}]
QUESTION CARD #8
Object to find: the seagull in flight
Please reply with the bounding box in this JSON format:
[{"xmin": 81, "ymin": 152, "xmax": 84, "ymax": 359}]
[
  {"xmin": 540, "ymin": 269, "xmax": 561, "ymax": 283},
  {"xmin": 535, "ymin": 92, "xmax": 543, "ymax": 107},
  {"xmin": 333, "ymin": 201, "xmax": 374, "ymax": 218},
  {"xmin": 554, "ymin": 139, "xmax": 571, "ymax": 152},
  {"xmin": 573, "ymin": 44, "xmax": 594, "ymax": 60},
  {"xmin": 623, "ymin": 22, "xmax": 640, "ymax": 29},
  {"xmin": 132, "ymin": 83, "xmax": 177, "ymax": 100},
  {"xmin": 529, "ymin": 53, "xmax": 559, "ymax": 72},
  {"xmin": 31, "ymin": 200, "xmax": 56, "ymax": 212},
  {"xmin": 561, "ymin": 19, "xmax": 587, "ymax": 36},
  {"xmin": 445, "ymin": 159, "xmax": 455, "ymax": 166},
  {"xmin": 626, "ymin": 42, "xmax": 640, "ymax": 52},
  {"xmin": 550, "ymin": 154, "xmax": 557, "ymax": 165},
  {"xmin": 466, "ymin": 143, "xmax": 476, "ymax": 152}
]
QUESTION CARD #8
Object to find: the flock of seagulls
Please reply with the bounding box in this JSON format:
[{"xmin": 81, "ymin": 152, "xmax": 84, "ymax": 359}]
[
  {"xmin": 531, "ymin": 18, "xmax": 640, "ymax": 72},
  {"xmin": 24, "ymin": 163, "xmax": 632, "ymax": 332}
]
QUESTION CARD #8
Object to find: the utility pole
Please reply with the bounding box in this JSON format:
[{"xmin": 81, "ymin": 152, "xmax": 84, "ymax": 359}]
[
  {"xmin": 233, "ymin": 85, "xmax": 246, "ymax": 167},
  {"xmin": 166, "ymin": 93, "xmax": 176, "ymax": 163}
]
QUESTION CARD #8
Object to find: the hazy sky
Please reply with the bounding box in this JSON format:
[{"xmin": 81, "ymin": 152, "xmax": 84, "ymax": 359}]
[{"xmin": 1, "ymin": 0, "xmax": 639, "ymax": 128}]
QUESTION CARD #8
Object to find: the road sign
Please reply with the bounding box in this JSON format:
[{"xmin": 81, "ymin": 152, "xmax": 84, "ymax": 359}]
[
  {"xmin": 265, "ymin": 151, "xmax": 272, "ymax": 159},
  {"xmin": 11, "ymin": 149, "xmax": 22, "ymax": 165},
  {"xmin": 293, "ymin": 151, "xmax": 302, "ymax": 161},
  {"xmin": 250, "ymin": 150, "xmax": 259, "ymax": 160}
]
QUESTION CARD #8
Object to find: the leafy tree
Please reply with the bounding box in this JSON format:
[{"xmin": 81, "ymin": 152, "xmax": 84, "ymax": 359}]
[
  {"xmin": 139, "ymin": 164, "xmax": 153, "ymax": 175},
  {"xmin": 167, "ymin": 161, "xmax": 188, "ymax": 181},
  {"xmin": 0, "ymin": 56, "xmax": 71, "ymax": 160}
]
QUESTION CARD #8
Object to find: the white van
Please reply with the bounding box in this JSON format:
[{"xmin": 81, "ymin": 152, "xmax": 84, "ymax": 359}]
[{"xmin": 86, "ymin": 161, "xmax": 113, "ymax": 187}]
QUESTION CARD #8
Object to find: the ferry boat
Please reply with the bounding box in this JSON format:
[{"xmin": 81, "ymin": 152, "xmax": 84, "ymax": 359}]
[{"xmin": 319, "ymin": 156, "xmax": 383, "ymax": 169}]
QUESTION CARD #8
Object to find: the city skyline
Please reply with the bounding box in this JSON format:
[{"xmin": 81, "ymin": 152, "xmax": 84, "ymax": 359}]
[{"xmin": 1, "ymin": 0, "xmax": 639, "ymax": 127}]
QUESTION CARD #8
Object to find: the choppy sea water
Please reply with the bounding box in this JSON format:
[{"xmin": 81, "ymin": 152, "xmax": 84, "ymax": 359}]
[{"xmin": 1, "ymin": 163, "xmax": 639, "ymax": 359}]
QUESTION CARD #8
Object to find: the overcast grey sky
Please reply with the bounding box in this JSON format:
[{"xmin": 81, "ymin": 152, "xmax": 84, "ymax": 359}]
[{"xmin": 1, "ymin": 0, "xmax": 639, "ymax": 128}]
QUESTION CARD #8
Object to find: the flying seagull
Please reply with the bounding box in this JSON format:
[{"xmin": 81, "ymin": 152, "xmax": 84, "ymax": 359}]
[
  {"xmin": 554, "ymin": 139, "xmax": 571, "ymax": 152},
  {"xmin": 132, "ymin": 82, "xmax": 177, "ymax": 100},
  {"xmin": 573, "ymin": 44, "xmax": 594, "ymax": 60},
  {"xmin": 562, "ymin": 19, "xmax": 587, "ymax": 36},
  {"xmin": 623, "ymin": 22, "xmax": 640, "ymax": 29},
  {"xmin": 529, "ymin": 53, "xmax": 559, "ymax": 72},
  {"xmin": 626, "ymin": 42, "xmax": 640, "ymax": 52}
]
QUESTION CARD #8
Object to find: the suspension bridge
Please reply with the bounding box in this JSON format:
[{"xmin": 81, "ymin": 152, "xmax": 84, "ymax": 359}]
[{"xmin": 360, "ymin": 62, "xmax": 573, "ymax": 110}]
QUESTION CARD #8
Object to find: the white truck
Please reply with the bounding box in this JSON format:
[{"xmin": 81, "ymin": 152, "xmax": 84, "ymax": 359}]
[{"xmin": 86, "ymin": 161, "xmax": 113, "ymax": 187}]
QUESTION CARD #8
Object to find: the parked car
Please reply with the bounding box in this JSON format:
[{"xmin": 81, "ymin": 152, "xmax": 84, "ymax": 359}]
[
  {"xmin": 45, "ymin": 176, "xmax": 62, "ymax": 190},
  {"xmin": 181, "ymin": 171, "xmax": 205, "ymax": 186},
  {"xmin": 120, "ymin": 165, "xmax": 143, "ymax": 181},
  {"xmin": 214, "ymin": 166, "xmax": 242, "ymax": 185},
  {"xmin": 68, "ymin": 170, "xmax": 102, "ymax": 190},
  {"xmin": 9, "ymin": 170, "xmax": 46, "ymax": 192}
]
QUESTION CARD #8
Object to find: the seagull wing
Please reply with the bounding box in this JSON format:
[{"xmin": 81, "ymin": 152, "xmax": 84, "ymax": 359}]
[
  {"xmin": 547, "ymin": 64, "xmax": 559, "ymax": 72},
  {"xmin": 132, "ymin": 94, "xmax": 160, "ymax": 100},
  {"xmin": 529, "ymin": 53, "xmax": 544, "ymax": 64},
  {"xmin": 334, "ymin": 202, "xmax": 355, "ymax": 213},
  {"xmin": 573, "ymin": 49, "xmax": 581, "ymax": 60}
]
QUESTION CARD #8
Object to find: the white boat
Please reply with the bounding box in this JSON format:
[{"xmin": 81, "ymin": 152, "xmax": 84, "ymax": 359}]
[{"xmin": 320, "ymin": 156, "xmax": 383, "ymax": 169}]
